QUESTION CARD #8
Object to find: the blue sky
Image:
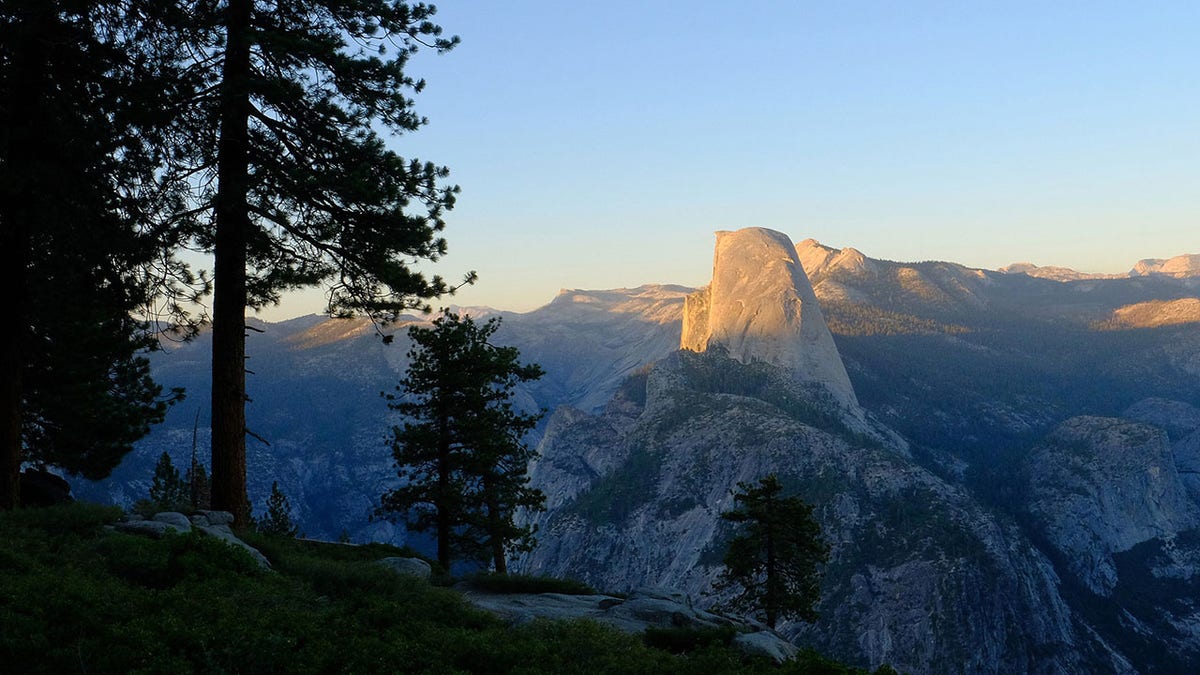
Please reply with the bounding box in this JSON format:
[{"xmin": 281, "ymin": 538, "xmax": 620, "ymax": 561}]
[{"xmin": 257, "ymin": 1, "xmax": 1199, "ymax": 319}]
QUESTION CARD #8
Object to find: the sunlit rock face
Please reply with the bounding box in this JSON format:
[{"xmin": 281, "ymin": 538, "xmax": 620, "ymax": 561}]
[
  {"xmin": 1132, "ymin": 254, "xmax": 1200, "ymax": 278},
  {"xmin": 681, "ymin": 228, "xmax": 859, "ymax": 411}
]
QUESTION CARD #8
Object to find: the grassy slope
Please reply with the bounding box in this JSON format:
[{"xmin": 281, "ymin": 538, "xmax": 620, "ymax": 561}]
[{"xmin": 0, "ymin": 503, "xmax": 881, "ymax": 674}]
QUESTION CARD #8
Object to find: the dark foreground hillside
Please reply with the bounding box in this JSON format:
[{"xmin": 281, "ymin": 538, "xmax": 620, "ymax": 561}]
[{"xmin": 0, "ymin": 503, "xmax": 884, "ymax": 674}]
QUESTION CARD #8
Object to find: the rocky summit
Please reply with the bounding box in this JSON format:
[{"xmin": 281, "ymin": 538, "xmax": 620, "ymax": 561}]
[{"xmin": 681, "ymin": 228, "xmax": 860, "ymax": 413}]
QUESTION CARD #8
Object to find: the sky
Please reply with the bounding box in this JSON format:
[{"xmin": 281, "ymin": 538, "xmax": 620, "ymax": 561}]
[{"xmin": 255, "ymin": 0, "xmax": 1199, "ymax": 321}]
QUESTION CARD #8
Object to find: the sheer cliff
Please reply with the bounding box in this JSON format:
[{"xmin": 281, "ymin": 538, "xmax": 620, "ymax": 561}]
[{"xmin": 681, "ymin": 228, "xmax": 859, "ymax": 412}]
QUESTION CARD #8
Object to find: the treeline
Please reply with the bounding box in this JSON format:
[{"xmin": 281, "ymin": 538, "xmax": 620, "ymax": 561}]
[
  {"xmin": 1, "ymin": 0, "xmax": 468, "ymax": 521},
  {"xmin": 822, "ymin": 301, "xmax": 970, "ymax": 337}
]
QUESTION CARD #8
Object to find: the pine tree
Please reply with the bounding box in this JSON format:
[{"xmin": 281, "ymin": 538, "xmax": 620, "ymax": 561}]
[
  {"xmin": 186, "ymin": 409, "xmax": 211, "ymax": 510},
  {"xmin": 0, "ymin": 1, "xmax": 199, "ymax": 508},
  {"xmin": 148, "ymin": 452, "xmax": 190, "ymax": 512},
  {"xmin": 717, "ymin": 474, "xmax": 829, "ymax": 628},
  {"xmin": 258, "ymin": 481, "xmax": 298, "ymax": 537},
  {"xmin": 187, "ymin": 459, "xmax": 212, "ymax": 511},
  {"xmin": 460, "ymin": 401, "xmax": 546, "ymax": 574},
  {"xmin": 164, "ymin": 1, "xmax": 466, "ymax": 527},
  {"xmin": 378, "ymin": 311, "xmax": 545, "ymax": 572}
]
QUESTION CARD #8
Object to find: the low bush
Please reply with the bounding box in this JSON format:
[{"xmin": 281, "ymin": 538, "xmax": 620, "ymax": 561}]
[
  {"xmin": 644, "ymin": 625, "xmax": 738, "ymax": 654},
  {"xmin": 0, "ymin": 502, "xmax": 880, "ymax": 673}
]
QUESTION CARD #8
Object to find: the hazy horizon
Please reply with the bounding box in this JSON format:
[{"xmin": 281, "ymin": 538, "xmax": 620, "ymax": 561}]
[
  {"xmin": 248, "ymin": 233, "xmax": 1196, "ymax": 322},
  {"xmin": 253, "ymin": 1, "xmax": 1196, "ymax": 320}
]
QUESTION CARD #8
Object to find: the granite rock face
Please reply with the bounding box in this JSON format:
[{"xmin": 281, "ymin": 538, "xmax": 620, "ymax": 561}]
[
  {"xmin": 458, "ymin": 586, "xmax": 798, "ymax": 663},
  {"xmin": 681, "ymin": 228, "xmax": 859, "ymax": 412},
  {"xmin": 112, "ymin": 510, "xmax": 271, "ymax": 569},
  {"xmin": 1025, "ymin": 416, "xmax": 1200, "ymax": 596},
  {"xmin": 516, "ymin": 351, "xmax": 1124, "ymax": 674},
  {"xmin": 1131, "ymin": 254, "xmax": 1200, "ymax": 278}
]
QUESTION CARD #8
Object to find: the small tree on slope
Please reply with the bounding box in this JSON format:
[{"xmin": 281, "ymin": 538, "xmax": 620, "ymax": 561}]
[
  {"xmin": 148, "ymin": 452, "xmax": 190, "ymax": 512},
  {"xmin": 378, "ymin": 311, "xmax": 545, "ymax": 573},
  {"xmin": 717, "ymin": 474, "xmax": 829, "ymax": 628},
  {"xmin": 258, "ymin": 481, "xmax": 298, "ymax": 537}
]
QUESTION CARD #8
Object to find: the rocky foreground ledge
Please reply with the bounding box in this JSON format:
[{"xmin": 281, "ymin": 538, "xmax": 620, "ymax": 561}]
[
  {"xmin": 109, "ymin": 513, "xmax": 797, "ymax": 664},
  {"xmin": 456, "ymin": 585, "xmax": 798, "ymax": 664},
  {"xmin": 110, "ymin": 510, "xmax": 272, "ymax": 569}
]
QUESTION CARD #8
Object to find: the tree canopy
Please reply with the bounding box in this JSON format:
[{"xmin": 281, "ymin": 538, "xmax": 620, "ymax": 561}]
[
  {"xmin": 0, "ymin": 1, "xmax": 467, "ymax": 518},
  {"xmin": 162, "ymin": 0, "xmax": 465, "ymax": 526},
  {"xmin": 0, "ymin": 0, "xmax": 199, "ymax": 508},
  {"xmin": 258, "ymin": 480, "xmax": 298, "ymax": 537},
  {"xmin": 718, "ymin": 474, "xmax": 829, "ymax": 628},
  {"xmin": 379, "ymin": 311, "xmax": 545, "ymax": 573}
]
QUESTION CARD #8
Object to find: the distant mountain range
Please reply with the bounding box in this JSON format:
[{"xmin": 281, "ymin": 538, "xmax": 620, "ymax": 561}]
[
  {"xmin": 74, "ymin": 231, "xmax": 1200, "ymax": 674},
  {"xmin": 999, "ymin": 252, "xmax": 1200, "ymax": 281}
]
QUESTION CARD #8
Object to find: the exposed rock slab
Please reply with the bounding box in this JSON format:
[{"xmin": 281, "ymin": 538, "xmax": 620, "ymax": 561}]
[
  {"xmin": 154, "ymin": 511, "xmax": 193, "ymax": 530},
  {"xmin": 114, "ymin": 519, "xmax": 190, "ymax": 538},
  {"xmin": 195, "ymin": 522, "xmax": 272, "ymax": 569},
  {"xmin": 112, "ymin": 510, "xmax": 271, "ymax": 569},
  {"xmin": 458, "ymin": 587, "xmax": 797, "ymax": 663},
  {"xmin": 1123, "ymin": 398, "xmax": 1200, "ymax": 438},
  {"xmin": 377, "ymin": 556, "xmax": 432, "ymax": 580},
  {"xmin": 1025, "ymin": 416, "xmax": 1200, "ymax": 596},
  {"xmin": 1132, "ymin": 254, "xmax": 1200, "ymax": 278},
  {"xmin": 681, "ymin": 228, "xmax": 859, "ymax": 412}
]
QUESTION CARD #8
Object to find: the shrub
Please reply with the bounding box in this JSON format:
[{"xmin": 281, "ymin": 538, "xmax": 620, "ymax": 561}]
[
  {"xmin": 0, "ymin": 502, "xmax": 874, "ymax": 674},
  {"xmin": 643, "ymin": 625, "xmax": 738, "ymax": 654}
]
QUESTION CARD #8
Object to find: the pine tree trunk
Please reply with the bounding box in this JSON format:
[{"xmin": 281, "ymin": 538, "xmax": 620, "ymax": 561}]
[
  {"xmin": 489, "ymin": 495, "xmax": 507, "ymax": 575},
  {"xmin": 0, "ymin": 161, "xmax": 28, "ymax": 509},
  {"xmin": 436, "ymin": 414, "xmax": 451, "ymax": 570},
  {"xmin": 210, "ymin": 0, "xmax": 253, "ymax": 527},
  {"xmin": 0, "ymin": 3, "xmax": 50, "ymax": 510},
  {"xmin": 0, "ymin": 306, "xmax": 22, "ymax": 510},
  {"xmin": 0, "ymin": 198, "xmax": 27, "ymax": 510}
]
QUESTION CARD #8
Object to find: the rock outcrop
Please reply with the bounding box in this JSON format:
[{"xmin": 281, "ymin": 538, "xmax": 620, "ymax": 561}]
[
  {"xmin": 1025, "ymin": 416, "xmax": 1200, "ymax": 596},
  {"xmin": 69, "ymin": 228, "xmax": 1200, "ymax": 672},
  {"xmin": 681, "ymin": 228, "xmax": 859, "ymax": 412},
  {"xmin": 377, "ymin": 556, "xmax": 433, "ymax": 580},
  {"xmin": 998, "ymin": 262, "xmax": 1114, "ymax": 282},
  {"xmin": 1105, "ymin": 298, "xmax": 1200, "ymax": 329},
  {"xmin": 1123, "ymin": 398, "xmax": 1200, "ymax": 506},
  {"xmin": 1131, "ymin": 254, "xmax": 1200, "ymax": 278},
  {"xmin": 113, "ymin": 510, "xmax": 272, "ymax": 569},
  {"xmin": 458, "ymin": 586, "xmax": 798, "ymax": 663},
  {"xmin": 19, "ymin": 469, "xmax": 74, "ymax": 507}
]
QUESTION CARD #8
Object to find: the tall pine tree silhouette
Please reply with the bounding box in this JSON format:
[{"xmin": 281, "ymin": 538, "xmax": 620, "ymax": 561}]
[
  {"xmin": 0, "ymin": 1, "xmax": 198, "ymax": 508},
  {"xmin": 167, "ymin": 1, "xmax": 466, "ymax": 526}
]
